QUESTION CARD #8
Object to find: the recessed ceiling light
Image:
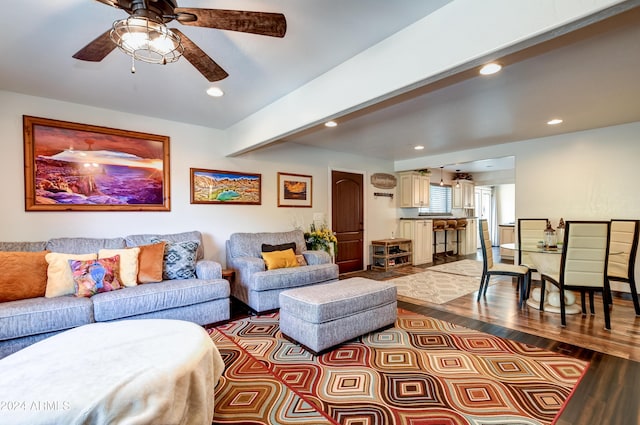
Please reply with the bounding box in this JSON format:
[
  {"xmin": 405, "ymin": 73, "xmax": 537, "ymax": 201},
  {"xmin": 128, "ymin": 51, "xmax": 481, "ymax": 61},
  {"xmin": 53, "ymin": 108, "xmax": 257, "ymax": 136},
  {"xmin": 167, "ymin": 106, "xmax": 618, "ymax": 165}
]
[
  {"xmin": 479, "ymin": 63, "xmax": 502, "ymax": 75},
  {"xmin": 325, "ymin": 121, "xmax": 337, "ymax": 128},
  {"xmin": 206, "ymin": 87, "xmax": 224, "ymax": 97},
  {"xmin": 547, "ymin": 118, "xmax": 563, "ymax": 125},
  {"xmin": 414, "ymin": 145, "xmax": 424, "ymax": 150}
]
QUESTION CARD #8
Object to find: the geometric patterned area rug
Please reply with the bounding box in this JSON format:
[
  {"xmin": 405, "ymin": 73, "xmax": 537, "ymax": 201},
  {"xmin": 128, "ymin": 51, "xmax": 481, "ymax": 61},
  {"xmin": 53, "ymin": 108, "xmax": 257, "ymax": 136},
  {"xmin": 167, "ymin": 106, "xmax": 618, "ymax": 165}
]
[
  {"xmin": 388, "ymin": 270, "xmax": 488, "ymax": 305},
  {"xmin": 427, "ymin": 259, "xmax": 485, "ymax": 277},
  {"xmin": 211, "ymin": 309, "xmax": 588, "ymax": 425}
]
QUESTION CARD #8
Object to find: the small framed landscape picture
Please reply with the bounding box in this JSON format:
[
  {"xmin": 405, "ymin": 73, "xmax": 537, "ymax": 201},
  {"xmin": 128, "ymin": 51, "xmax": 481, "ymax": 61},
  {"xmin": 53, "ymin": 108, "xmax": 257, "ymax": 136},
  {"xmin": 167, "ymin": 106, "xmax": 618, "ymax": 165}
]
[
  {"xmin": 277, "ymin": 172, "xmax": 312, "ymax": 208},
  {"xmin": 190, "ymin": 168, "xmax": 261, "ymax": 205}
]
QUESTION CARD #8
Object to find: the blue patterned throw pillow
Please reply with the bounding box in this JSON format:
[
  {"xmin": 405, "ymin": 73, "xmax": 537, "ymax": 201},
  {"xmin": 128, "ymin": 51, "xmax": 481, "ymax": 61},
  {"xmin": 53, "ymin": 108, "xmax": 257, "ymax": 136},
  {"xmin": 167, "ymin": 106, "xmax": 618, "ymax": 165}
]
[{"xmin": 150, "ymin": 238, "xmax": 199, "ymax": 280}]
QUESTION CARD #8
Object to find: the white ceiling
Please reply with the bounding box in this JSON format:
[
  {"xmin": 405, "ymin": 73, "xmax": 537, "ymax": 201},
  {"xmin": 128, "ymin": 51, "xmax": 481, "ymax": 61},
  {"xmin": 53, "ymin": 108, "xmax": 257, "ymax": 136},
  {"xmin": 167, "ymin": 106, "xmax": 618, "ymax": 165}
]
[
  {"xmin": 284, "ymin": 4, "xmax": 640, "ymax": 169},
  {"xmin": 1, "ymin": 1, "xmax": 639, "ymax": 174},
  {"xmin": 0, "ymin": 0, "xmax": 449, "ymax": 129}
]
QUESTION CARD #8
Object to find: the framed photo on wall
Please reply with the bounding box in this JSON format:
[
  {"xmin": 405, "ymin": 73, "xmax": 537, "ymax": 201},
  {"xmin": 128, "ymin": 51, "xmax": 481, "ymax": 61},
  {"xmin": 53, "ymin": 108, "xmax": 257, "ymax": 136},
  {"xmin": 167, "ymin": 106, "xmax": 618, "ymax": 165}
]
[
  {"xmin": 23, "ymin": 115, "xmax": 170, "ymax": 211},
  {"xmin": 190, "ymin": 168, "xmax": 262, "ymax": 205},
  {"xmin": 277, "ymin": 172, "xmax": 312, "ymax": 208}
]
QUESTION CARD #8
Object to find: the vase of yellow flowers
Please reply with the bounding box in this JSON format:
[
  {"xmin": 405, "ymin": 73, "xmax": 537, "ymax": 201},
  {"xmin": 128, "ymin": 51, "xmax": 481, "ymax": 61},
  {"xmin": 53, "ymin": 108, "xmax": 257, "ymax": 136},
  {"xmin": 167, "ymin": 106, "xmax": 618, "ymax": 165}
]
[{"xmin": 304, "ymin": 223, "xmax": 337, "ymax": 257}]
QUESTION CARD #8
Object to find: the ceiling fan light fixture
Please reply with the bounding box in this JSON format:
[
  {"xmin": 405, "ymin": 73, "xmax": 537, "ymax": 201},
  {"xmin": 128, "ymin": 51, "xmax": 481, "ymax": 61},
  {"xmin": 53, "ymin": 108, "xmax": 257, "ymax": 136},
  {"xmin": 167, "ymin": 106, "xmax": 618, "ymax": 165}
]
[{"xmin": 111, "ymin": 16, "xmax": 184, "ymax": 65}]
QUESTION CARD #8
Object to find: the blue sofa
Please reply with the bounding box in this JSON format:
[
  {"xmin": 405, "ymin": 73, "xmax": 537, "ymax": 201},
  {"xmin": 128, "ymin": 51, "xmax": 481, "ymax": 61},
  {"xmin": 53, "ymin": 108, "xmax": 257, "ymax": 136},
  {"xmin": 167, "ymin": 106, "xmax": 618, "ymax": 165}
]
[
  {"xmin": 0, "ymin": 231, "xmax": 230, "ymax": 359},
  {"xmin": 226, "ymin": 230, "xmax": 339, "ymax": 313}
]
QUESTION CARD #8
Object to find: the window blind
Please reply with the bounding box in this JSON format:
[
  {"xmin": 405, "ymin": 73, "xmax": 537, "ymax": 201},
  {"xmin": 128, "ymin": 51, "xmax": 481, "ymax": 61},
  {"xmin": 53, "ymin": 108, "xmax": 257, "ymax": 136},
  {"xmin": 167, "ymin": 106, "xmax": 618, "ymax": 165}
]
[{"xmin": 426, "ymin": 184, "xmax": 451, "ymax": 214}]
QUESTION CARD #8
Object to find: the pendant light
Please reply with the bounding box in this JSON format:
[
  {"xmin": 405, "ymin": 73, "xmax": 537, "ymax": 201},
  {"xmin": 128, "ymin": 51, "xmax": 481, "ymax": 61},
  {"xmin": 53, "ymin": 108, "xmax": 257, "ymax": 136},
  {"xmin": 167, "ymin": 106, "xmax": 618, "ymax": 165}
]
[
  {"xmin": 455, "ymin": 169, "xmax": 460, "ymax": 188},
  {"xmin": 439, "ymin": 166, "xmax": 444, "ymax": 186}
]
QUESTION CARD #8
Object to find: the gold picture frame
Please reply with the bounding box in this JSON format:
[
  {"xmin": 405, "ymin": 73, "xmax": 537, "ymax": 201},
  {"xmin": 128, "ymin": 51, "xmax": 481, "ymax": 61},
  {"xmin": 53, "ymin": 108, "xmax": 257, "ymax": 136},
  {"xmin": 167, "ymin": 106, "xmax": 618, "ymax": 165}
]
[
  {"xmin": 190, "ymin": 168, "xmax": 262, "ymax": 205},
  {"xmin": 277, "ymin": 172, "xmax": 312, "ymax": 208},
  {"xmin": 23, "ymin": 115, "xmax": 170, "ymax": 211}
]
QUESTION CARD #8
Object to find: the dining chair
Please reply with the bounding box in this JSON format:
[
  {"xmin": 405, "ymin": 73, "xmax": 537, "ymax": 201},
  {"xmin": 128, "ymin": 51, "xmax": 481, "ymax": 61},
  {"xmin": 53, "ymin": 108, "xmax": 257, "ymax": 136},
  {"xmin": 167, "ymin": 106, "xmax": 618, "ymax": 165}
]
[
  {"xmin": 478, "ymin": 219, "xmax": 530, "ymax": 307},
  {"xmin": 540, "ymin": 221, "xmax": 611, "ymax": 329},
  {"xmin": 607, "ymin": 219, "xmax": 640, "ymax": 316},
  {"xmin": 517, "ymin": 218, "xmax": 548, "ymax": 298}
]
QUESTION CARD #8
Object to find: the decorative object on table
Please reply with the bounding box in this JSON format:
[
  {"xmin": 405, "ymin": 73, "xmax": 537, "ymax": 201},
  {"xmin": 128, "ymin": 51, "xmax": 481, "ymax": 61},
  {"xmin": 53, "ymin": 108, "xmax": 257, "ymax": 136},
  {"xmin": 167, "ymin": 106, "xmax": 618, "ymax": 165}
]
[
  {"xmin": 277, "ymin": 172, "xmax": 312, "ymax": 207},
  {"xmin": 23, "ymin": 115, "xmax": 170, "ymax": 211},
  {"xmin": 304, "ymin": 223, "xmax": 337, "ymax": 256},
  {"xmin": 190, "ymin": 168, "xmax": 261, "ymax": 205},
  {"xmin": 557, "ymin": 218, "xmax": 565, "ymax": 245},
  {"xmin": 544, "ymin": 220, "xmax": 557, "ymax": 248}
]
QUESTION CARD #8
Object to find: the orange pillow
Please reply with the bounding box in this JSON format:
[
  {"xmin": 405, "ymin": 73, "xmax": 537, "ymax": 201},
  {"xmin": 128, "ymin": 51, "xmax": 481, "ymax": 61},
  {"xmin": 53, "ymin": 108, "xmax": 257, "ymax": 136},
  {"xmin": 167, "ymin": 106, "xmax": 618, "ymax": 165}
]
[
  {"xmin": 137, "ymin": 241, "xmax": 166, "ymax": 283},
  {"xmin": 0, "ymin": 251, "xmax": 49, "ymax": 302}
]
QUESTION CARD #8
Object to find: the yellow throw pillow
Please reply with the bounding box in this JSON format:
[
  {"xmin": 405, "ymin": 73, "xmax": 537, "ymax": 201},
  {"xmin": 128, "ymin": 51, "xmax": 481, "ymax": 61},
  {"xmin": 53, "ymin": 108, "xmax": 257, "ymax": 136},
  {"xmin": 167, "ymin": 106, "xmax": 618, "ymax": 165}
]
[
  {"xmin": 261, "ymin": 249, "xmax": 299, "ymax": 270},
  {"xmin": 45, "ymin": 252, "xmax": 97, "ymax": 298},
  {"xmin": 99, "ymin": 247, "xmax": 140, "ymax": 287}
]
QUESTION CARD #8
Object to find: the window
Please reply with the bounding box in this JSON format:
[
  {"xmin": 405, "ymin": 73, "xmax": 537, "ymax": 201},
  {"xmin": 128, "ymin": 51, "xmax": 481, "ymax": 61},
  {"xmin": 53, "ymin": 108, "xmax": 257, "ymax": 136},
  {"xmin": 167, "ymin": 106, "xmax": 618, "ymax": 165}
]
[{"xmin": 419, "ymin": 184, "xmax": 452, "ymax": 214}]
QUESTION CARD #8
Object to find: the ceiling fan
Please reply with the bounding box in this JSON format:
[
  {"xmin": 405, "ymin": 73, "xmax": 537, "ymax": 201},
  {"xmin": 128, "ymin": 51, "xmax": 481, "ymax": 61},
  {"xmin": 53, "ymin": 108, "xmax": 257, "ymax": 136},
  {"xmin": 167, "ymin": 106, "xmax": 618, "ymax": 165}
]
[{"xmin": 73, "ymin": 0, "xmax": 287, "ymax": 82}]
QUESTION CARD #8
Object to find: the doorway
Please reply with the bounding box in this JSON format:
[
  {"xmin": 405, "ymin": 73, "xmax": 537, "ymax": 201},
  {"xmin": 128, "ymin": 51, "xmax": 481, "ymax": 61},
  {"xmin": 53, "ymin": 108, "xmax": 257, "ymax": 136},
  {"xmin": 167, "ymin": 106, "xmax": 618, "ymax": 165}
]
[
  {"xmin": 331, "ymin": 170, "xmax": 364, "ymax": 274},
  {"xmin": 475, "ymin": 186, "xmax": 495, "ymax": 247}
]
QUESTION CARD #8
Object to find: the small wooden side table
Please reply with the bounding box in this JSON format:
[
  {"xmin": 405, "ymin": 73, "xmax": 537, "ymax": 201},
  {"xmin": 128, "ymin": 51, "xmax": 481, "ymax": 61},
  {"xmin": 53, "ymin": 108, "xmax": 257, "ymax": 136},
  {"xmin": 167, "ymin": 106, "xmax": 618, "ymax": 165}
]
[{"xmin": 222, "ymin": 269, "xmax": 235, "ymax": 285}]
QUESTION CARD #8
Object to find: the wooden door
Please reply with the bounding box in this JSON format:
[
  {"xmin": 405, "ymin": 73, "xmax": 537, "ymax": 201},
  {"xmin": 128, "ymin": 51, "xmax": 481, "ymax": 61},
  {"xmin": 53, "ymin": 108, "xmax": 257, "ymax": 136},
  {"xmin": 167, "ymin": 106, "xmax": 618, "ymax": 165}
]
[{"xmin": 331, "ymin": 170, "xmax": 364, "ymax": 274}]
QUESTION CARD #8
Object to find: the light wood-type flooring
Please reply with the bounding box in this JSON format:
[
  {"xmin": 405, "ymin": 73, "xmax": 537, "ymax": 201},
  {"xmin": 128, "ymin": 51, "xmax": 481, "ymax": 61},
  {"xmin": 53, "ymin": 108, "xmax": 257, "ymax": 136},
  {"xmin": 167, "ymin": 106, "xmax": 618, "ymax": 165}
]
[{"xmin": 340, "ymin": 247, "xmax": 640, "ymax": 425}]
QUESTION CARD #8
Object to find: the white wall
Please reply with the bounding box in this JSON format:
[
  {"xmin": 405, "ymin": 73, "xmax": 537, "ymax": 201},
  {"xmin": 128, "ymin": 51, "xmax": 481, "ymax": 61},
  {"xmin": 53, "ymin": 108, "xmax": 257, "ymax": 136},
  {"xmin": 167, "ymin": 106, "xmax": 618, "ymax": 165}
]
[{"xmin": 0, "ymin": 90, "xmax": 396, "ymax": 267}]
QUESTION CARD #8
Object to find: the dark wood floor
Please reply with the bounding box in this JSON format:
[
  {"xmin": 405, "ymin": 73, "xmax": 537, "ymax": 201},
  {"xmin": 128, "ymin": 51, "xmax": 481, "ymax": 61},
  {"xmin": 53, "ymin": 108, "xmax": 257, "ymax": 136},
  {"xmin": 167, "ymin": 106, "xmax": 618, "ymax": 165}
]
[{"xmin": 341, "ymin": 248, "xmax": 640, "ymax": 425}]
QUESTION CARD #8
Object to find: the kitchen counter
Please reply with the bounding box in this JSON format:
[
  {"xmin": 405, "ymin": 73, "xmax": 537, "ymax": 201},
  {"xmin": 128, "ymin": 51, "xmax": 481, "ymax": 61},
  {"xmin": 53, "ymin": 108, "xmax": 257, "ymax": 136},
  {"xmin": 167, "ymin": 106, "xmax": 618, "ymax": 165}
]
[{"xmin": 400, "ymin": 216, "xmax": 478, "ymax": 220}]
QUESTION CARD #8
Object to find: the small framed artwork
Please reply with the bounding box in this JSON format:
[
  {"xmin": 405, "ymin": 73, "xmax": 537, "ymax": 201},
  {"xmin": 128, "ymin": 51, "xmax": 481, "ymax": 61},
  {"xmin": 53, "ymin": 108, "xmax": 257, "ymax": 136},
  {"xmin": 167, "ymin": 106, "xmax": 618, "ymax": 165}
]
[
  {"xmin": 23, "ymin": 115, "xmax": 170, "ymax": 211},
  {"xmin": 190, "ymin": 168, "xmax": 261, "ymax": 205},
  {"xmin": 277, "ymin": 172, "xmax": 312, "ymax": 208}
]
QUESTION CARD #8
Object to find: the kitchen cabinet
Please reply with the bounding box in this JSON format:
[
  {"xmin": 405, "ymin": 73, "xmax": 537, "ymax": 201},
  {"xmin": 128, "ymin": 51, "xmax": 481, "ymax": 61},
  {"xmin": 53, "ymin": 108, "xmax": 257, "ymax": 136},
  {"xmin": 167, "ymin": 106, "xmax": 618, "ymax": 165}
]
[
  {"xmin": 499, "ymin": 225, "xmax": 515, "ymax": 259},
  {"xmin": 398, "ymin": 172, "xmax": 430, "ymax": 208},
  {"xmin": 464, "ymin": 218, "xmax": 478, "ymax": 255},
  {"xmin": 453, "ymin": 180, "xmax": 475, "ymax": 209},
  {"xmin": 400, "ymin": 220, "xmax": 433, "ymax": 265},
  {"xmin": 371, "ymin": 238, "xmax": 413, "ymax": 271}
]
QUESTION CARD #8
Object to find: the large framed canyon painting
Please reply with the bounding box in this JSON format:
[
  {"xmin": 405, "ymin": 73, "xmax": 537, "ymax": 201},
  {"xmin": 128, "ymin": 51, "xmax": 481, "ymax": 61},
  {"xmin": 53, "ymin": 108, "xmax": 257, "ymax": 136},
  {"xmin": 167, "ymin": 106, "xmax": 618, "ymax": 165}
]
[
  {"xmin": 190, "ymin": 168, "xmax": 261, "ymax": 205},
  {"xmin": 23, "ymin": 116, "xmax": 170, "ymax": 211}
]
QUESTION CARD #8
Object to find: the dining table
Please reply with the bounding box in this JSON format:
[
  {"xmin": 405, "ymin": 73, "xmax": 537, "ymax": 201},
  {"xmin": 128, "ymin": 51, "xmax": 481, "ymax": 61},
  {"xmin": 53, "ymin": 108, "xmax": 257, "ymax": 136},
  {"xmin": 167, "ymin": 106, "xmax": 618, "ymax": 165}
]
[{"xmin": 500, "ymin": 242, "xmax": 582, "ymax": 314}]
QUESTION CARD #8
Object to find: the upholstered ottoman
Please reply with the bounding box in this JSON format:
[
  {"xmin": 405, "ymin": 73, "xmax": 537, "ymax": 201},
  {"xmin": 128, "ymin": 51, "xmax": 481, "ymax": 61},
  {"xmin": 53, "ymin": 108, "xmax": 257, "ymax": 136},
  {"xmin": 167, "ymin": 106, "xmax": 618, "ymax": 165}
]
[{"xmin": 279, "ymin": 277, "xmax": 397, "ymax": 354}]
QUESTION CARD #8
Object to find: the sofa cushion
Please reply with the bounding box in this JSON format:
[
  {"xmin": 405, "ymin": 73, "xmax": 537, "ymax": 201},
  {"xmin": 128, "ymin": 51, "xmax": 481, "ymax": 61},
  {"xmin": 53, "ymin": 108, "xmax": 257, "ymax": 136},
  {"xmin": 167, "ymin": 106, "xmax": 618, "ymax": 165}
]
[
  {"xmin": 45, "ymin": 252, "xmax": 97, "ymax": 298},
  {"xmin": 125, "ymin": 231, "xmax": 204, "ymax": 260},
  {"xmin": 45, "ymin": 237, "xmax": 126, "ymax": 254},
  {"xmin": 249, "ymin": 263, "xmax": 339, "ymax": 292},
  {"xmin": 70, "ymin": 256, "xmax": 123, "ymax": 298},
  {"xmin": 261, "ymin": 249, "xmax": 299, "ymax": 270},
  {"xmin": 91, "ymin": 278, "xmax": 230, "ymax": 322},
  {"xmin": 0, "ymin": 296, "xmax": 94, "ymax": 341},
  {"xmin": 136, "ymin": 242, "xmax": 166, "ymax": 283},
  {"xmin": 0, "ymin": 241, "xmax": 47, "ymax": 252},
  {"xmin": 229, "ymin": 230, "xmax": 306, "ymax": 259},
  {"xmin": 99, "ymin": 247, "xmax": 140, "ymax": 287},
  {"xmin": 0, "ymin": 251, "xmax": 49, "ymax": 302}
]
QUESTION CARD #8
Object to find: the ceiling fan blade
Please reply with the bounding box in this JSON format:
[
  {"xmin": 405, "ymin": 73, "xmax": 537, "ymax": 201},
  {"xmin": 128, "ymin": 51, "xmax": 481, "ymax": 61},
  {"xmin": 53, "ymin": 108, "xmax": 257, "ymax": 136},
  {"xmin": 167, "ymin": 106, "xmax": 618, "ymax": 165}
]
[
  {"xmin": 175, "ymin": 8, "xmax": 286, "ymax": 38},
  {"xmin": 72, "ymin": 29, "xmax": 117, "ymax": 62},
  {"xmin": 171, "ymin": 29, "xmax": 229, "ymax": 82}
]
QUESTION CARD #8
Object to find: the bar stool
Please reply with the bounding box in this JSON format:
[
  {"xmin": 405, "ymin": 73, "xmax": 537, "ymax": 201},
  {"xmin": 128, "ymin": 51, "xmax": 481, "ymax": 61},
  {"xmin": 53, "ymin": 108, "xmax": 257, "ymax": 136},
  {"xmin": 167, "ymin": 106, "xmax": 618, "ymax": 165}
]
[
  {"xmin": 445, "ymin": 220, "xmax": 458, "ymax": 257},
  {"xmin": 454, "ymin": 219, "xmax": 467, "ymax": 256},
  {"xmin": 433, "ymin": 220, "xmax": 447, "ymax": 262}
]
